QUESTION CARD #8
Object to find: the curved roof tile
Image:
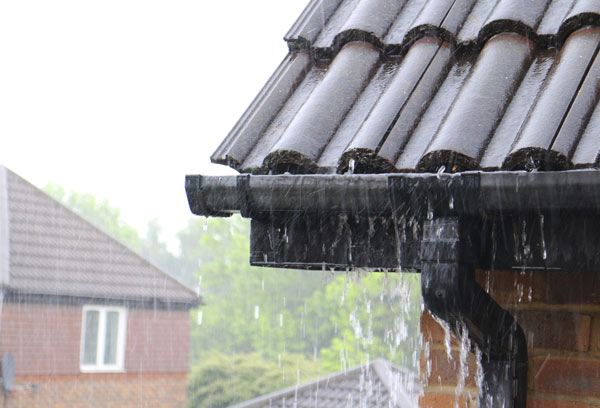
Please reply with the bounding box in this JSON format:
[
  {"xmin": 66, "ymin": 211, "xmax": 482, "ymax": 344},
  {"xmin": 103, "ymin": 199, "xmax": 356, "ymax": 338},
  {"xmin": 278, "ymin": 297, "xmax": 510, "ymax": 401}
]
[{"xmin": 212, "ymin": 0, "xmax": 600, "ymax": 175}]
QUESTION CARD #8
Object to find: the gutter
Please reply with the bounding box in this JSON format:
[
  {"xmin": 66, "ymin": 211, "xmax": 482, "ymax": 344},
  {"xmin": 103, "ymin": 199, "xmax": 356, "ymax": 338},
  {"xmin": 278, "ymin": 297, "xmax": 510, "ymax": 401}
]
[{"xmin": 186, "ymin": 170, "xmax": 600, "ymax": 217}]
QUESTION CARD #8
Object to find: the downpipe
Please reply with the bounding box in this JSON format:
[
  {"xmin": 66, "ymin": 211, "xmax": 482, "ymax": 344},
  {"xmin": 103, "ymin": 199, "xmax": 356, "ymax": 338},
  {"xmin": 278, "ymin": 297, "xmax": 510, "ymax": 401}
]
[{"xmin": 420, "ymin": 217, "xmax": 527, "ymax": 408}]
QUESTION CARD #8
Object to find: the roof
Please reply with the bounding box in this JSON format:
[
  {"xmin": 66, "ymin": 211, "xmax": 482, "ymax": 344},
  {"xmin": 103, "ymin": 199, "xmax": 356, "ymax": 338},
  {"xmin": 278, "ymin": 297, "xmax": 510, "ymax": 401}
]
[
  {"xmin": 231, "ymin": 359, "xmax": 420, "ymax": 408},
  {"xmin": 212, "ymin": 0, "xmax": 600, "ymax": 175},
  {"xmin": 0, "ymin": 166, "xmax": 199, "ymax": 307}
]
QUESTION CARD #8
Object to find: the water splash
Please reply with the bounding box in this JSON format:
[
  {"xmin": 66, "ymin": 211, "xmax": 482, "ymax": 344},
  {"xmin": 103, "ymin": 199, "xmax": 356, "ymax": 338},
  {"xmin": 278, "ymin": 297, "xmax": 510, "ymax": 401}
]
[
  {"xmin": 474, "ymin": 346, "xmax": 483, "ymax": 393},
  {"xmin": 455, "ymin": 323, "xmax": 470, "ymax": 408},
  {"xmin": 433, "ymin": 316, "xmax": 453, "ymax": 361},
  {"xmin": 347, "ymin": 158, "xmax": 356, "ymax": 175}
]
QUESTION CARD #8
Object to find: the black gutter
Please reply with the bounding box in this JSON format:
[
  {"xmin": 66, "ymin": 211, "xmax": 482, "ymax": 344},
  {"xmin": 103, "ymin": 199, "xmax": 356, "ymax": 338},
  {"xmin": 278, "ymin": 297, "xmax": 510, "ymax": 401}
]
[{"xmin": 186, "ymin": 170, "xmax": 600, "ymax": 217}]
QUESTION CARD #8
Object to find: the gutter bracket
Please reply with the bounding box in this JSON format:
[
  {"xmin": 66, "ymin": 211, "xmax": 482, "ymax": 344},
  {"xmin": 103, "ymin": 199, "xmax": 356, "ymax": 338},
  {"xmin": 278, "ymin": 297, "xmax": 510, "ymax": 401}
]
[{"xmin": 421, "ymin": 217, "xmax": 527, "ymax": 408}]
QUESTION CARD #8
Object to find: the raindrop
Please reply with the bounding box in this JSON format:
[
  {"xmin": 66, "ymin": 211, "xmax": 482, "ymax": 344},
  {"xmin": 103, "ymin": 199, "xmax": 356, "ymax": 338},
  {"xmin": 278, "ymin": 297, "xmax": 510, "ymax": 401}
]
[
  {"xmin": 448, "ymin": 196, "xmax": 454, "ymax": 210},
  {"xmin": 491, "ymin": 223, "xmax": 497, "ymax": 271},
  {"xmin": 427, "ymin": 201, "xmax": 434, "ymax": 220},
  {"xmin": 527, "ymin": 155, "xmax": 538, "ymax": 172},
  {"xmin": 280, "ymin": 313, "xmax": 284, "ymax": 327},
  {"xmin": 202, "ymin": 217, "xmax": 209, "ymax": 231},
  {"xmin": 348, "ymin": 158, "xmax": 356, "ymax": 175},
  {"xmin": 262, "ymin": 279, "xmax": 265, "ymax": 291},
  {"xmin": 540, "ymin": 214, "xmax": 547, "ymax": 260},
  {"xmin": 517, "ymin": 282, "xmax": 524, "ymax": 302},
  {"xmin": 278, "ymin": 354, "xmax": 282, "ymax": 368},
  {"xmin": 340, "ymin": 348, "xmax": 347, "ymax": 372},
  {"xmin": 197, "ymin": 311, "xmax": 203, "ymax": 325},
  {"xmin": 254, "ymin": 305, "xmax": 260, "ymax": 319}
]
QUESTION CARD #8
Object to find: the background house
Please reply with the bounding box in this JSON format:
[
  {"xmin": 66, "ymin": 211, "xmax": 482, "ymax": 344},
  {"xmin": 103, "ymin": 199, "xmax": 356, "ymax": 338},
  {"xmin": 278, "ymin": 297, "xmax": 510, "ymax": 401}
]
[{"xmin": 0, "ymin": 165, "xmax": 199, "ymax": 407}]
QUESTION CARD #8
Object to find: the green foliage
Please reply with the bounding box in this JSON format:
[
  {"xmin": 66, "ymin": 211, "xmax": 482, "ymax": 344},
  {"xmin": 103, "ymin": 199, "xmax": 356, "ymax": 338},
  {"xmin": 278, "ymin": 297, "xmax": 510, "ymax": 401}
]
[
  {"xmin": 184, "ymin": 216, "xmax": 324, "ymax": 361},
  {"xmin": 186, "ymin": 352, "xmax": 321, "ymax": 408}
]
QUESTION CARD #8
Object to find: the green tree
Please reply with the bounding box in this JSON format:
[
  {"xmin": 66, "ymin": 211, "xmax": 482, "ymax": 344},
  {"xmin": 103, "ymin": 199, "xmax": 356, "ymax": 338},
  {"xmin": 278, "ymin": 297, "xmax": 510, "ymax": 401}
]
[{"xmin": 182, "ymin": 216, "xmax": 324, "ymax": 362}]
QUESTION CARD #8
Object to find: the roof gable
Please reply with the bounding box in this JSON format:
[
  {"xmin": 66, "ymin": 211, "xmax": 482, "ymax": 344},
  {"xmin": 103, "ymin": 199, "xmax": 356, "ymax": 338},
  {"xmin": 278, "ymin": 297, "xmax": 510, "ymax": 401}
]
[{"xmin": 2, "ymin": 166, "xmax": 198, "ymax": 307}]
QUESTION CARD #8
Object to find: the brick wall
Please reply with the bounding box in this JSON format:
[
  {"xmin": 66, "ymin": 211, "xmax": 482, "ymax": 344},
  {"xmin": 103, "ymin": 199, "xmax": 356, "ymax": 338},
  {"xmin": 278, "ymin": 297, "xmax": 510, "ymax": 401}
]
[
  {"xmin": 419, "ymin": 269, "xmax": 600, "ymax": 408},
  {"xmin": 0, "ymin": 301, "xmax": 192, "ymax": 407},
  {"xmin": 1, "ymin": 373, "xmax": 187, "ymax": 408},
  {"xmin": 0, "ymin": 302, "xmax": 82, "ymax": 375},
  {"xmin": 126, "ymin": 308, "xmax": 191, "ymax": 373}
]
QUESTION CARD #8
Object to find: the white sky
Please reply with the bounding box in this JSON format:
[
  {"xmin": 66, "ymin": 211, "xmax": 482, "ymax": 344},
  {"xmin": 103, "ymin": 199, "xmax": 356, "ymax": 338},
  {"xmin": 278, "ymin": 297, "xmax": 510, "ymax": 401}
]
[{"xmin": 0, "ymin": 0, "xmax": 308, "ymax": 251}]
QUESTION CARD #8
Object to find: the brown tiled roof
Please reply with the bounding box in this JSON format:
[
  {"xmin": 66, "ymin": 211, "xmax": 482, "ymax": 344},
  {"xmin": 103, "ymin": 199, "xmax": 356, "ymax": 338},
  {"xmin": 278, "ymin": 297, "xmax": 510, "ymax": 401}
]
[
  {"xmin": 0, "ymin": 166, "xmax": 199, "ymax": 307},
  {"xmin": 232, "ymin": 359, "xmax": 420, "ymax": 408},
  {"xmin": 212, "ymin": 0, "xmax": 600, "ymax": 175}
]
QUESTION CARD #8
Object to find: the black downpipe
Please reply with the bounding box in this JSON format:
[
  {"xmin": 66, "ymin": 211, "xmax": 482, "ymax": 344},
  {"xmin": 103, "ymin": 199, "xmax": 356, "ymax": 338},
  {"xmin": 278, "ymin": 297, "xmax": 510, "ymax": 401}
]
[{"xmin": 421, "ymin": 217, "xmax": 527, "ymax": 408}]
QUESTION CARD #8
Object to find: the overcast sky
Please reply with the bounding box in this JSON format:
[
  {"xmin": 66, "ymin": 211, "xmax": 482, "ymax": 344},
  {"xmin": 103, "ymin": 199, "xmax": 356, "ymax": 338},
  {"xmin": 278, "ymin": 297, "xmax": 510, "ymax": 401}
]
[{"xmin": 0, "ymin": 0, "xmax": 308, "ymax": 250}]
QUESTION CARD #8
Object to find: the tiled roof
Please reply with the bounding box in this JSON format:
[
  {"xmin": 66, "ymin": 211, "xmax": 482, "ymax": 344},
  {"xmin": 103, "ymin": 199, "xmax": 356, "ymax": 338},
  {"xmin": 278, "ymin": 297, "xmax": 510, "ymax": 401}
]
[
  {"xmin": 0, "ymin": 166, "xmax": 199, "ymax": 306},
  {"xmin": 212, "ymin": 0, "xmax": 600, "ymax": 175},
  {"xmin": 232, "ymin": 359, "xmax": 420, "ymax": 408}
]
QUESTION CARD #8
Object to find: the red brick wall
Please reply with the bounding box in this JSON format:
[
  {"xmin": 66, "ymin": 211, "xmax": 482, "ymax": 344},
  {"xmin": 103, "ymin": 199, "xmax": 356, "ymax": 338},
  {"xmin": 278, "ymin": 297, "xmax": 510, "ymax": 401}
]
[
  {"xmin": 1, "ymin": 373, "xmax": 187, "ymax": 408},
  {"xmin": 0, "ymin": 302, "xmax": 81, "ymax": 375},
  {"xmin": 0, "ymin": 301, "xmax": 192, "ymax": 407},
  {"xmin": 419, "ymin": 269, "xmax": 600, "ymax": 408},
  {"xmin": 125, "ymin": 308, "xmax": 191, "ymax": 373}
]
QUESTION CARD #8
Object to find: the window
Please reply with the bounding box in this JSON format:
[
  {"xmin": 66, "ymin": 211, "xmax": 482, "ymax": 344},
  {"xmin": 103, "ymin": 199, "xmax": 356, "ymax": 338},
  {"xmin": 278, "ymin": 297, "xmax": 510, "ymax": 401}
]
[{"xmin": 80, "ymin": 306, "xmax": 126, "ymax": 372}]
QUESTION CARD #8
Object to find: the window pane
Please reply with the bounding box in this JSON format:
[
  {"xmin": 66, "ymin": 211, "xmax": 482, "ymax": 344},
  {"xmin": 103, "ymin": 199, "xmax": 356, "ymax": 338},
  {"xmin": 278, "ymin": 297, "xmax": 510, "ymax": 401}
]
[
  {"xmin": 104, "ymin": 311, "xmax": 119, "ymax": 365},
  {"xmin": 82, "ymin": 310, "xmax": 99, "ymax": 365}
]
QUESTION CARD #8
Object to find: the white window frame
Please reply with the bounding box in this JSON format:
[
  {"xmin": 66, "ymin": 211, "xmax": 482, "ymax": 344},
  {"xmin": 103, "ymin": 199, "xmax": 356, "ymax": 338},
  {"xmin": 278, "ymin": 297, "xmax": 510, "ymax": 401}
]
[{"xmin": 80, "ymin": 305, "xmax": 127, "ymax": 372}]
